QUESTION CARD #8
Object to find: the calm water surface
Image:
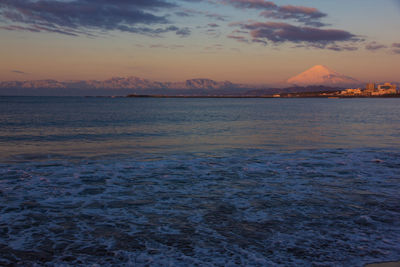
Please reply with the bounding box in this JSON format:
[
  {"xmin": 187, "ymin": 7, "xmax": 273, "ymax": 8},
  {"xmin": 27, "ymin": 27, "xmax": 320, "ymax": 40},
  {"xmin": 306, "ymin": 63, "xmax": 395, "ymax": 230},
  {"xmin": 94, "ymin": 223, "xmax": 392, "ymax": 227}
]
[{"xmin": 0, "ymin": 97, "xmax": 399, "ymax": 266}]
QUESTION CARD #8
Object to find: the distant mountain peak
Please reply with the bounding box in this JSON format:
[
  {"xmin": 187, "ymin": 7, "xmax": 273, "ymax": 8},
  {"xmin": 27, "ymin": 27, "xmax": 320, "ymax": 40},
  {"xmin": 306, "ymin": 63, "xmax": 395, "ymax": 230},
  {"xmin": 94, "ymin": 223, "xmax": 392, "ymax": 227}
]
[
  {"xmin": 307, "ymin": 65, "xmax": 335, "ymax": 73},
  {"xmin": 287, "ymin": 65, "xmax": 360, "ymax": 87}
]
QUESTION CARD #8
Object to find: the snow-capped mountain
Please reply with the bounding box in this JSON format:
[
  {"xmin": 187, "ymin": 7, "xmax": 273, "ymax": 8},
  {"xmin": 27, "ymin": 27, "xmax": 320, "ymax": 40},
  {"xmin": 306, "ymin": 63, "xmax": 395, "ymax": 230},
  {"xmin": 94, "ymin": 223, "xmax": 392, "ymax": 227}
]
[
  {"xmin": 287, "ymin": 65, "xmax": 360, "ymax": 87},
  {"xmin": 0, "ymin": 77, "xmax": 235, "ymax": 90},
  {"xmin": 0, "ymin": 79, "xmax": 67, "ymax": 89},
  {"xmin": 84, "ymin": 77, "xmax": 165, "ymax": 89},
  {"xmin": 164, "ymin": 79, "xmax": 235, "ymax": 90}
]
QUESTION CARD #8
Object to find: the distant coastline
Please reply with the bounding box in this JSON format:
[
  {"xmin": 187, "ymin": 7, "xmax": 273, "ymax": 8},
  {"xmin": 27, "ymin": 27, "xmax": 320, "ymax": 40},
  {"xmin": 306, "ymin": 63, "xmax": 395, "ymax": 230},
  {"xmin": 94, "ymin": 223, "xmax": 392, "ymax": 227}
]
[
  {"xmin": 125, "ymin": 92, "xmax": 400, "ymax": 99},
  {"xmin": 125, "ymin": 83, "xmax": 399, "ymax": 98}
]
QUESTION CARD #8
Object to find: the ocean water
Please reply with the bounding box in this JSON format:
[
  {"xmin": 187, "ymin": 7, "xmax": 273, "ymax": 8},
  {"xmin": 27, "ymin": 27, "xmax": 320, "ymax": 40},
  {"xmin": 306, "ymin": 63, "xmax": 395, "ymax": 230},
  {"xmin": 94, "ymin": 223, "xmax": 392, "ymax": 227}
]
[{"xmin": 0, "ymin": 96, "xmax": 399, "ymax": 266}]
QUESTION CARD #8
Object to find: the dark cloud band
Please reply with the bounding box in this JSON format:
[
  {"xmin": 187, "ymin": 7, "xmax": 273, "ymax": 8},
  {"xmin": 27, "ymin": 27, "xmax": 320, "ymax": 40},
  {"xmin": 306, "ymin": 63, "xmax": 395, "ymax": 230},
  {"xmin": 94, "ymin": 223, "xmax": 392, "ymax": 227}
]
[
  {"xmin": 0, "ymin": 0, "xmax": 189, "ymax": 37},
  {"xmin": 11, "ymin": 70, "xmax": 27, "ymax": 74},
  {"xmin": 225, "ymin": 0, "xmax": 276, "ymax": 9},
  {"xmin": 260, "ymin": 5, "xmax": 327, "ymax": 27},
  {"xmin": 229, "ymin": 21, "xmax": 360, "ymax": 51},
  {"xmin": 224, "ymin": 0, "xmax": 327, "ymax": 27},
  {"xmin": 365, "ymin": 42, "xmax": 387, "ymax": 51},
  {"xmin": 245, "ymin": 22, "xmax": 356, "ymax": 42}
]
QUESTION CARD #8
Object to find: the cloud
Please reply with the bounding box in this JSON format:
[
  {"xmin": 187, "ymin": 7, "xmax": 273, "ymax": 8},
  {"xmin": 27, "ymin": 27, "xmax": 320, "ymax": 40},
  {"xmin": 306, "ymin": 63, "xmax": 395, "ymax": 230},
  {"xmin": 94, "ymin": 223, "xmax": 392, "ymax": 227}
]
[
  {"xmin": 251, "ymin": 38, "xmax": 267, "ymax": 45},
  {"xmin": 11, "ymin": 70, "xmax": 27, "ymax": 74},
  {"xmin": 363, "ymin": 42, "xmax": 400, "ymax": 54},
  {"xmin": 204, "ymin": 44, "xmax": 224, "ymax": 51},
  {"xmin": 0, "ymin": 24, "xmax": 81, "ymax": 36},
  {"xmin": 176, "ymin": 27, "xmax": 191, "ymax": 37},
  {"xmin": 246, "ymin": 22, "xmax": 356, "ymax": 42},
  {"xmin": 229, "ymin": 21, "xmax": 359, "ymax": 50},
  {"xmin": 205, "ymin": 13, "xmax": 228, "ymax": 21},
  {"xmin": 176, "ymin": 8, "xmax": 227, "ymax": 21},
  {"xmin": 232, "ymin": 29, "xmax": 249, "ymax": 34},
  {"xmin": 0, "ymin": 0, "xmax": 189, "ymax": 37},
  {"xmin": 149, "ymin": 44, "xmax": 185, "ymax": 49},
  {"xmin": 227, "ymin": 35, "xmax": 249, "ymax": 43},
  {"xmin": 365, "ymin": 42, "xmax": 387, "ymax": 51},
  {"xmin": 175, "ymin": 11, "xmax": 191, "ymax": 17},
  {"xmin": 224, "ymin": 0, "xmax": 276, "ymax": 9},
  {"xmin": 293, "ymin": 43, "xmax": 358, "ymax": 51},
  {"xmin": 325, "ymin": 44, "xmax": 358, "ymax": 51},
  {"xmin": 392, "ymin": 43, "xmax": 400, "ymax": 54},
  {"xmin": 204, "ymin": 28, "xmax": 222, "ymax": 38},
  {"xmin": 260, "ymin": 5, "xmax": 327, "ymax": 27},
  {"xmin": 114, "ymin": 25, "xmax": 190, "ymax": 37},
  {"xmin": 208, "ymin": 23, "xmax": 220, "ymax": 28},
  {"xmin": 223, "ymin": 1, "xmax": 327, "ymax": 27}
]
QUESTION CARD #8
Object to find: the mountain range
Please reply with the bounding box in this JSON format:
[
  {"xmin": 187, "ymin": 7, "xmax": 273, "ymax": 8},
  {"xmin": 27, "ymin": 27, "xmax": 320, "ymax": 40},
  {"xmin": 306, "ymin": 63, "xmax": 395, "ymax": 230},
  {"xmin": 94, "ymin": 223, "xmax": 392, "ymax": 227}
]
[
  {"xmin": 0, "ymin": 77, "xmax": 237, "ymax": 90},
  {"xmin": 0, "ymin": 65, "xmax": 387, "ymax": 96}
]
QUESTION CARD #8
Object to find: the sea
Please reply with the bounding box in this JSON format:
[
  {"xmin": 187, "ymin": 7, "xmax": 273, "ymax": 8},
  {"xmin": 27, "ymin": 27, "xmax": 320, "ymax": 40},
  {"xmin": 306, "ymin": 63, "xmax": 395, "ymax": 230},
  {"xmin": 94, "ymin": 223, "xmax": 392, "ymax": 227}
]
[{"xmin": 0, "ymin": 96, "xmax": 399, "ymax": 266}]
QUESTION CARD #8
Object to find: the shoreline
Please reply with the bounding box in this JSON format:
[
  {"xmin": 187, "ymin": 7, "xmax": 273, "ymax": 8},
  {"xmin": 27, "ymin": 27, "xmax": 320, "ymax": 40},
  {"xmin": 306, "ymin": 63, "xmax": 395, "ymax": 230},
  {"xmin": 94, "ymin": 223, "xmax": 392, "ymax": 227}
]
[
  {"xmin": 125, "ymin": 94, "xmax": 400, "ymax": 99},
  {"xmin": 1, "ymin": 94, "xmax": 400, "ymax": 98},
  {"xmin": 365, "ymin": 261, "xmax": 400, "ymax": 267}
]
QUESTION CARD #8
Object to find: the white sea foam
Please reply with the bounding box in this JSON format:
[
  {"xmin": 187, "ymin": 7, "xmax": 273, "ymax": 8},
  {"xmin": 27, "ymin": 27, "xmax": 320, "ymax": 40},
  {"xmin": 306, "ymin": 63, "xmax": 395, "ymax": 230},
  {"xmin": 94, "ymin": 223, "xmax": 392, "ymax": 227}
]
[{"xmin": 0, "ymin": 148, "xmax": 399, "ymax": 266}]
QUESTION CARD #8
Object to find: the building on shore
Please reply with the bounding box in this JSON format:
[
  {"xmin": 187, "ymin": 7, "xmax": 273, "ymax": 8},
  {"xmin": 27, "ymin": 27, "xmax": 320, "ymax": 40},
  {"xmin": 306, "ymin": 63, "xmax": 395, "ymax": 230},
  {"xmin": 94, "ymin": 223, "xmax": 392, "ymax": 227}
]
[
  {"xmin": 340, "ymin": 88, "xmax": 362, "ymax": 95},
  {"xmin": 372, "ymin": 82, "xmax": 397, "ymax": 95},
  {"xmin": 339, "ymin": 82, "xmax": 397, "ymax": 96},
  {"xmin": 365, "ymin": 83, "xmax": 376, "ymax": 93}
]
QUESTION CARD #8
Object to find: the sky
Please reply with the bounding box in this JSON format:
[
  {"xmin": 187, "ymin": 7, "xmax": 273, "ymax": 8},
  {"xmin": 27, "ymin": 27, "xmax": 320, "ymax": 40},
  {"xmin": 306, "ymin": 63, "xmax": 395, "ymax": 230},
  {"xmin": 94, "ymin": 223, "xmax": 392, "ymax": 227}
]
[{"xmin": 0, "ymin": 0, "xmax": 399, "ymax": 84}]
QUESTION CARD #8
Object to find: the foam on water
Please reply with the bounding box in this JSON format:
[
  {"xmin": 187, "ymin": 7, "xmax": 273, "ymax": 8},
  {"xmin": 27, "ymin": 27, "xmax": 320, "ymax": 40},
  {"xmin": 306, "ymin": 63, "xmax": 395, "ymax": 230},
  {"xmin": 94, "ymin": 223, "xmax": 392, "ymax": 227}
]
[{"xmin": 1, "ymin": 148, "xmax": 399, "ymax": 266}]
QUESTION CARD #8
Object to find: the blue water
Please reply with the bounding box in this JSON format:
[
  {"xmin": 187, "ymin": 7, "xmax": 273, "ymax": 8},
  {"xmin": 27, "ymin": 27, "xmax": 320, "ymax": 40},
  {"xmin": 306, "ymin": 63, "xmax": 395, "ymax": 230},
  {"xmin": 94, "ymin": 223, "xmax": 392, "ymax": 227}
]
[{"xmin": 0, "ymin": 97, "xmax": 399, "ymax": 266}]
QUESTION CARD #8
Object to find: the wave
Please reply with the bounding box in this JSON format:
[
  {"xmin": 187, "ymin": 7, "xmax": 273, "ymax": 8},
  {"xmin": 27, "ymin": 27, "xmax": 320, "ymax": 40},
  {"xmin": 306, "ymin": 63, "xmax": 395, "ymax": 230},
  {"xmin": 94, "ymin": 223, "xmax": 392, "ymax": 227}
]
[{"xmin": 0, "ymin": 148, "xmax": 399, "ymax": 266}]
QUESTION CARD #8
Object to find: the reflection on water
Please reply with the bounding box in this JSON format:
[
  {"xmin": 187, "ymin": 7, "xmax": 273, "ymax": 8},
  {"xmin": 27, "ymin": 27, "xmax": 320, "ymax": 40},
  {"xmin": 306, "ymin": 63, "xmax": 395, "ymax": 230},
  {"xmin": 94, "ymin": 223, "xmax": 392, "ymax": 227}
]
[{"xmin": 0, "ymin": 97, "xmax": 400, "ymax": 266}]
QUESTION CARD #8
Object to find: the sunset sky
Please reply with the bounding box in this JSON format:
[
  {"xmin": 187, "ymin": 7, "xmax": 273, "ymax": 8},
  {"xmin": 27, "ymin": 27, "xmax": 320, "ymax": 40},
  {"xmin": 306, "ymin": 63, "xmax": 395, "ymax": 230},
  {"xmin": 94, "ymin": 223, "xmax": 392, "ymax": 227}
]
[{"xmin": 1, "ymin": 0, "xmax": 399, "ymax": 84}]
